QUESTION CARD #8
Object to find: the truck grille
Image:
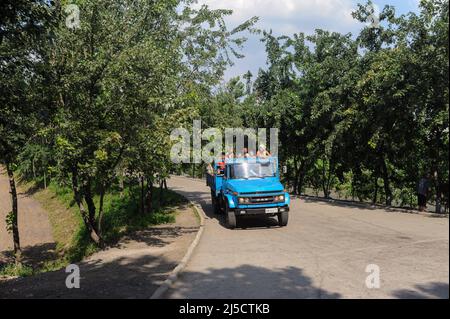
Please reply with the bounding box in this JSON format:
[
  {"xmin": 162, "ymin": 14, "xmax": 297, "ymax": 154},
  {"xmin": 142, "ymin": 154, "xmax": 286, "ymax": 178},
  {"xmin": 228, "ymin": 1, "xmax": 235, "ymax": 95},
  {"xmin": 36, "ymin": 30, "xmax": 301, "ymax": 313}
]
[{"xmin": 249, "ymin": 196, "xmax": 274, "ymax": 203}]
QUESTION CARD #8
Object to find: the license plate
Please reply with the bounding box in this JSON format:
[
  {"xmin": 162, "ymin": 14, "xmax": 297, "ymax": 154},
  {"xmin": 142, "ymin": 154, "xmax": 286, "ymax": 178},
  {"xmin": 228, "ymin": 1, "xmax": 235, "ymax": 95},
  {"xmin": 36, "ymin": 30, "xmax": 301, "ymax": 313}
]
[{"xmin": 265, "ymin": 208, "xmax": 278, "ymax": 214}]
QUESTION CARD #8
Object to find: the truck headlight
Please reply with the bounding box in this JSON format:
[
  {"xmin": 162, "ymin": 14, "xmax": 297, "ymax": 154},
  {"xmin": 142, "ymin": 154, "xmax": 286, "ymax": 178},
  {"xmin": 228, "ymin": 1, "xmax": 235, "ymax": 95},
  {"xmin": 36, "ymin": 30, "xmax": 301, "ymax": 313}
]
[
  {"xmin": 238, "ymin": 197, "xmax": 250, "ymax": 204},
  {"xmin": 275, "ymin": 195, "xmax": 285, "ymax": 201}
]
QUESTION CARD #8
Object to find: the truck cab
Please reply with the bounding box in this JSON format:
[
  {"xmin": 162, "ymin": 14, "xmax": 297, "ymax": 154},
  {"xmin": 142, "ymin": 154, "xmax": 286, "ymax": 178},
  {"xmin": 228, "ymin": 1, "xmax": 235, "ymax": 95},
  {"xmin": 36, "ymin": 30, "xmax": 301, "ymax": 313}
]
[{"xmin": 206, "ymin": 157, "xmax": 290, "ymax": 229}]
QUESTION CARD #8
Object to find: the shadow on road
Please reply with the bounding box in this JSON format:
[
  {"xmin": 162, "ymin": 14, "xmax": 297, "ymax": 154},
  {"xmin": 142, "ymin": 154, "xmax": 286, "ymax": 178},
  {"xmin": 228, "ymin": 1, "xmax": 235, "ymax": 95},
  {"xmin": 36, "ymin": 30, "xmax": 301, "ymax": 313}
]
[
  {"xmin": 0, "ymin": 252, "xmax": 173, "ymax": 298},
  {"xmin": 391, "ymin": 282, "xmax": 449, "ymax": 299},
  {"xmin": 301, "ymin": 195, "xmax": 449, "ymax": 217},
  {"xmin": 0, "ymin": 242, "xmax": 57, "ymax": 269},
  {"xmin": 172, "ymin": 264, "xmax": 341, "ymax": 299},
  {"xmin": 1, "ymin": 253, "xmax": 342, "ymax": 299},
  {"xmin": 0, "ymin": 230, "xmax": 339, "ymax": 299},
  {"xmin": 110, "ymin": 224, "xmax": 198, "ymax": 249},
  {"xmin": 301, "ymin": 196, "xmax": 418, "ymax": 214},
  {"xmin": 2, "ymin": 253, "xmax": 447, "ymax": 298}
]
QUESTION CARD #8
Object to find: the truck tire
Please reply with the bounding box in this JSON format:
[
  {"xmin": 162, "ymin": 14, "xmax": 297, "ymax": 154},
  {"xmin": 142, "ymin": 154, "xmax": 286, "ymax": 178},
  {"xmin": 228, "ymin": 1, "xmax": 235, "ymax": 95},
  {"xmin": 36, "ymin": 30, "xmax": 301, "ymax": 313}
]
[
  {"xmin": 278, "ymin": 211, "xmax": 289, "ymax": 227},
  {"xmin": 225, "ymin": 202, "xmax": 236, "ymax": 229},
  {"xmin": 211, "ymin": 191, "xmax": 220, "ymax": 215}
]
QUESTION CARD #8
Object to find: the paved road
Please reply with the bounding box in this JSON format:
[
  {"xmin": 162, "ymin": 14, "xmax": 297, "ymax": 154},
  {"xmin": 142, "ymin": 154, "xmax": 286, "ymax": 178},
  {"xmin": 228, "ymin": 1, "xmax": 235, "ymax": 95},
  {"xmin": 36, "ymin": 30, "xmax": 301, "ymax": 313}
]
[{"xmin": 166, "ymin": 176, "xmax": 449, "ymax": 299}]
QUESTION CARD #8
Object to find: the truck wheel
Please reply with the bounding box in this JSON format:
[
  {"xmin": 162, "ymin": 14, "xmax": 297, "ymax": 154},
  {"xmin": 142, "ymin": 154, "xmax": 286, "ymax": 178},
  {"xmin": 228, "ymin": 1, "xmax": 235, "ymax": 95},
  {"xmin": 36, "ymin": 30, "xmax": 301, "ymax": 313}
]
[
  {"xmin": 278, "ymin": 211, "xmax": 289, "ymax": 227},
  {"xmin": 211, "ymin": 191, "xmax": 220, "ymax": 215},
  {"xmin": 225, "ymin": 202, "xmax": 236, "ymax": 229}
]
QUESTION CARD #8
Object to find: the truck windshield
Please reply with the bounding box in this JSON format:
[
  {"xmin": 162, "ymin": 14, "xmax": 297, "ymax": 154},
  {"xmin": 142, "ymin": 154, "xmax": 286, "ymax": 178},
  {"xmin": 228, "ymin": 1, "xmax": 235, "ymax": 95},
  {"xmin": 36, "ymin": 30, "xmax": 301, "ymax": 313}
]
[{"xmin": 230, "ymin": 162, "xmax": 276, "ymax": 179}]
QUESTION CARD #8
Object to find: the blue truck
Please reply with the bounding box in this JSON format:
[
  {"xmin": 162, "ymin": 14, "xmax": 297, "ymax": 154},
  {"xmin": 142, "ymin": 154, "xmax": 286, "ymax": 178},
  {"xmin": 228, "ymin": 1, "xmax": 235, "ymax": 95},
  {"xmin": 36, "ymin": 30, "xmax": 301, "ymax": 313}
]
[{"xmin": 206, "ymin": 156, "xmax": 290, "ymax": 229}]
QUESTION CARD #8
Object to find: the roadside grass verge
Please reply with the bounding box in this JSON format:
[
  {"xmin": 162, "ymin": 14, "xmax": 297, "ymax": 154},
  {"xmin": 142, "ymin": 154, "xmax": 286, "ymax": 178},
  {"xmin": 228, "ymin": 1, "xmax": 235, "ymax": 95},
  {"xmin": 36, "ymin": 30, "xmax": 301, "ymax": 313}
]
[
  {"xmin": 0, "ymin": 180, "xmax": 187, "ymax": 278},
  {"xmin": 0, "ymin": 263, "xmax": 34, "ymax": 278}
]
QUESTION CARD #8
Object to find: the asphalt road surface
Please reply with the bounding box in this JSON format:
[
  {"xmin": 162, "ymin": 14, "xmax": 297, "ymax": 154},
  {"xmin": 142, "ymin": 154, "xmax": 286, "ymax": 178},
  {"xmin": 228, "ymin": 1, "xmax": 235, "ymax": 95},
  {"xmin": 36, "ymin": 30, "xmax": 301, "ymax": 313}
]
[{"xmin": 166, "ymin": 176, "xmax": 449, "ymax": 299}]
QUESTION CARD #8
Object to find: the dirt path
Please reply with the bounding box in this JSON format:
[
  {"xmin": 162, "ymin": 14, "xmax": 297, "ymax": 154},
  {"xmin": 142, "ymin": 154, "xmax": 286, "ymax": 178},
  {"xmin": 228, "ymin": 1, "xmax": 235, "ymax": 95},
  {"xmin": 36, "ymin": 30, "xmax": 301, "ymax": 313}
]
[{"xmin": 0, "ymin": 167, "xmax": 54, "ymax": 264}]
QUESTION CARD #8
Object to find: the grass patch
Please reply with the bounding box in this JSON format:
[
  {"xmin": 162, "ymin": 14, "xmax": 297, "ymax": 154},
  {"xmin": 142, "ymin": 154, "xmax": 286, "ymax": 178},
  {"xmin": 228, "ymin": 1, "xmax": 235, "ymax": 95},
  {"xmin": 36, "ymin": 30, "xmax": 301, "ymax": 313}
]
[
  {"xmin": 0, "ymin": 263, "xmax": 34, "ymax": 278},
  {"xmin": 190, "ymin": 203, "xmax": 202, "ymax": 224},
  {"xmin": 35, "ymin": 182, "xmax": 81, "ymax": 253}
]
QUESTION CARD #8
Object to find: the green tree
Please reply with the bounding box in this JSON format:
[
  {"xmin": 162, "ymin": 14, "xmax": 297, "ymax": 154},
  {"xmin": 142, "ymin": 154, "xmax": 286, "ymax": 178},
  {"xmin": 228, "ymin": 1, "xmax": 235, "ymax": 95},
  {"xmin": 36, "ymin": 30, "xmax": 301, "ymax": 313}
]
[
  {"xmin": 47, "ymin": 0, "xmax": 256, "ymax": 244},
  {"xmin": 0, "ymin": 0, "xmax": 53, "ymax": 261}
]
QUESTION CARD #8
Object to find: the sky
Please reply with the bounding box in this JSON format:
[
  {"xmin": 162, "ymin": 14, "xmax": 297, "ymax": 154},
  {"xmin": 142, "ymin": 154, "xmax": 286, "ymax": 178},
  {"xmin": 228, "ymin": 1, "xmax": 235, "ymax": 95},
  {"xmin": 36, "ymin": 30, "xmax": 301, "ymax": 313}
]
[{"xmin": 194, "ymin": 0, "xmax": 421, "ymax": 81}]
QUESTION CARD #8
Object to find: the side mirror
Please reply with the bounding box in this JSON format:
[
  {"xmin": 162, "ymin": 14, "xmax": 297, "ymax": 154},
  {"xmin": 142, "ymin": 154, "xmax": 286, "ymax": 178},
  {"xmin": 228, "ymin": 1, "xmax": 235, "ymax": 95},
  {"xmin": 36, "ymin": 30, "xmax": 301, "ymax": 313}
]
[{"xmin": 282, "ymin": 166, "xmax": 287, "ymax": 174}]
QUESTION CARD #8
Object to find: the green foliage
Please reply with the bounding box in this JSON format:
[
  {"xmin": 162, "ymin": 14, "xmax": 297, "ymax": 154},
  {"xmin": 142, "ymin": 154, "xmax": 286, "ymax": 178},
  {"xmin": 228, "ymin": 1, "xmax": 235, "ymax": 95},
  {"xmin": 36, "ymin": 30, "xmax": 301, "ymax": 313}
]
[
  {"xmin": 0, "ymin": 263, "xmax": 34, "ymax": 278},
  {"xmin": 99, "ymin": 186, "xmax": 178, "ymax": 243},
  {"xmin": 48, "ymin": 180, "xmax": 182, "ymax": 257},
  {"xmin": 243, "ymin": 0, "xmax": 448, "ymax": 209},
  {"xmin": 5, "ymin": 211, "xmax": 14, "ymax": 233}
]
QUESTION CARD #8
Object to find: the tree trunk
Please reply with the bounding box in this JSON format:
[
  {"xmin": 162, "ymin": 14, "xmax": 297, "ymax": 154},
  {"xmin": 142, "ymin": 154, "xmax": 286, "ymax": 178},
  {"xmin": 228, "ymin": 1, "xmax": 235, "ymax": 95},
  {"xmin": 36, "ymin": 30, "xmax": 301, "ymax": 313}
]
[
  {"xmin": 351, "ymin": 174, "xmax": 356, "ymax": 201},
  {"xmin": 434, "ymin": 170, "xmax": 442, "ymax": 214},
  {"xmin": 381, "ymin": 157, "xmax": 392, "ymax": 206},
  {"xmin": 83, "ymin": 185, "xmax": 102, "ymax": 245},
  {"xmin": 145, "ymin": 178, "xmax": 153, "ymax": 214},
  {"xmin": 159, "ymin": 180, "xmax": 164, "ymax": 207},
  {"xmin": 321, "ymin": 158, "xmax": 326, "ymax": 198},
  {"xmin": 32, "ymin": 157, "xmax": 36, "ymax": 180},
  {"xmin": 292, "ymin": 156, "xmax": 299, "ymax": 195},
  {"xmin": 321, "ymin": 158, "xmax": 331, "ymax": 199},
  {"xmin": 325, "ymin": 160, "xmax": 335, "ymax": 199},
  {"xmin": 297, "ymin": 161, "xmax": 306, "ymax": 195},
  {"xmin": 119, "ymin": 174, "xmax": 124, "ymax": 199},
  {"xmin": 352, "ymin": 166, "xmax": 363, "ymax": 202},
  {"xmin": 6, "ymin": 162, "xmax": 21, "ymax": 262},
  {"xmin": 97, "ymin": 186, "xmax": 105, "ymax": 235},
  {"xmin": 71, "ymin": 170, "xmax": 101, "ymax": 245},
  {"xmin": 140, "ymin": 175, "xmax": 145, "ymax": 214},
  {"xmin": 84, "ymin": 181, "xmax": 97, "ymax": 231},
  {"xmin": 292, "ymin": 170, "xmax": 299, "ymax": 195},
  {"xmin": 372, "ymin": 174, "xmax": 378, "ymax": 204}
]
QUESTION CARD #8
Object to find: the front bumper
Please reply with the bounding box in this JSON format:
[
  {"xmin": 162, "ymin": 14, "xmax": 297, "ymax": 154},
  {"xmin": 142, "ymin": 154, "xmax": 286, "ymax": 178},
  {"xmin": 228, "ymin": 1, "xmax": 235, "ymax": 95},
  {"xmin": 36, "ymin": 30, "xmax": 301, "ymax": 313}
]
[{"xmin": 233, "ymin": 206, "xmax": 289, "ymax": 216}]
